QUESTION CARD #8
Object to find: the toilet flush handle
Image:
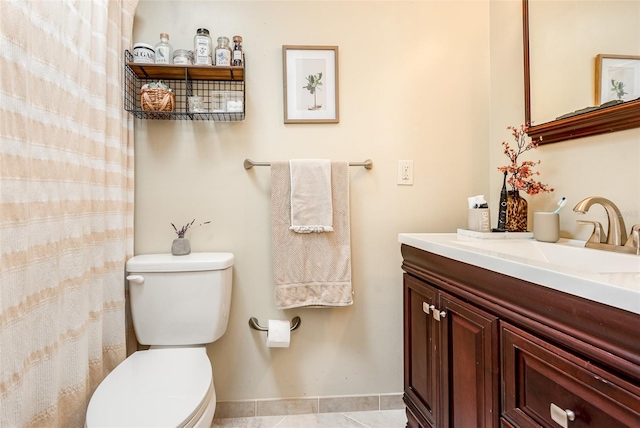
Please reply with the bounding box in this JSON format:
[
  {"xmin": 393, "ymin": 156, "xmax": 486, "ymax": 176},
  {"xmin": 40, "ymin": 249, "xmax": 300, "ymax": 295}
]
[{"xmin": 126, "ymin": 275, "xmax": 144, "ymax": 284}]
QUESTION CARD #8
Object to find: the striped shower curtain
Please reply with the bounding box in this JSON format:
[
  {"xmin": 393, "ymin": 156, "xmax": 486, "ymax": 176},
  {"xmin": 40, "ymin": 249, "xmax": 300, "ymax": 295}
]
[{"xmin": 0, "ymin": 0, "xmax": 138, "ymax": 426}]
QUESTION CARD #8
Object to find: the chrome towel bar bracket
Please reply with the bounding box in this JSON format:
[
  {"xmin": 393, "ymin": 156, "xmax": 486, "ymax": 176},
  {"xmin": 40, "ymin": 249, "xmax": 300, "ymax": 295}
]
[
  {"xmin": 244, "ymin": 159, "xmax": 373, "ymax": 170},
  {"xmin": 248, "ymin": 316, "xmax": 301, "ymax": 332}
]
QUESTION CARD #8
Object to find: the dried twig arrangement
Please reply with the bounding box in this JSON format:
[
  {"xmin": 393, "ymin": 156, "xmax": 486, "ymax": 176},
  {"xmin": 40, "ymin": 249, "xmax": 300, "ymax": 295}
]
[{"xmin": 171, "ymin": 219, "xmax": 211, "ymax": 238}]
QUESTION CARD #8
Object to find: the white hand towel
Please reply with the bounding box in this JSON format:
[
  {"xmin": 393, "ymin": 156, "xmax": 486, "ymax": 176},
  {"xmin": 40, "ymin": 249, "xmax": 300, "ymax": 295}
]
[{"xmin": 289, "ymin": 159, "xmax": 334, "ymax": 233}]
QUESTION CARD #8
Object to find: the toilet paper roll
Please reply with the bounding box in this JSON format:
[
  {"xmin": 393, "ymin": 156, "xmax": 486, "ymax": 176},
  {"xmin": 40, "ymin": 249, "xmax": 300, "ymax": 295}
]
[{"xmin": 266, "ymin": 319, "xmax": 291, "ymax": 348}]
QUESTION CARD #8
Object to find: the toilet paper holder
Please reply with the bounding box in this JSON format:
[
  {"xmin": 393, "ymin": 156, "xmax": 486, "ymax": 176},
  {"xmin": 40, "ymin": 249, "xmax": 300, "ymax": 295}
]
[{"xmin": 248, "ymin": 316, "xmax": 301, "ymax": 332}]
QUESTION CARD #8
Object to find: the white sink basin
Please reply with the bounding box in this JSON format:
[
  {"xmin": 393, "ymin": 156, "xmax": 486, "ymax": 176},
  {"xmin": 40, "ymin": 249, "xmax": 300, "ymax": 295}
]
[
  {"xmin": 455, "ymin": 238, "xmax": 640, "ymax": 273},
  {"xmin": 398, "ymin": 233, "xmax": 640, "ymax": 315}
]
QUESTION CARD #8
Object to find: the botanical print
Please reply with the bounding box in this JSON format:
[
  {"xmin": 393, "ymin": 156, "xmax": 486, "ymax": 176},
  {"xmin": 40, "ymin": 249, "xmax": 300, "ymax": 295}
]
[
  {"xmin": 296, "ymin": 58, "xmax": 326, "ymax": 111},
  {"xmin": 608, "ymin": 66, "xmax": 634, "ymax": 101},
  {"xmin": 596, "ymin": 55, "xmax": 640, "ymax": 104},
  {"xmin": 283, "ymin": 45, "xmax": 338, "ymax": 123}
]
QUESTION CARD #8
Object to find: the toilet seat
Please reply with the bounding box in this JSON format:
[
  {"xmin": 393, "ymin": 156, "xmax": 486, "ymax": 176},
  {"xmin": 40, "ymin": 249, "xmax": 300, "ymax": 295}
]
[{"xmin": 86, "ymin": 347, "xmax": 214, "ymax": 428}]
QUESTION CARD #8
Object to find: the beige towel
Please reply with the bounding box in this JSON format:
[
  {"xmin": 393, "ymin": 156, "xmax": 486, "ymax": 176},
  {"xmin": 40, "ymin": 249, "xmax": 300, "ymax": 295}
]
[
  {"xmin": 289, "ymin": 159, "xmax": 334, "ymax": 233},
  {"xmin": 271, "ymin": 161, "xmax": 353, "ymax": 309}
]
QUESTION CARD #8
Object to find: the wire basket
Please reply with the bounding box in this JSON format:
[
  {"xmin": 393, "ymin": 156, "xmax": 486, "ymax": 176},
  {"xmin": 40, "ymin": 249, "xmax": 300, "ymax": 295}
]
[{"xmin": 140, "ymin": 88, "xmax": 175, "ymax": 112}]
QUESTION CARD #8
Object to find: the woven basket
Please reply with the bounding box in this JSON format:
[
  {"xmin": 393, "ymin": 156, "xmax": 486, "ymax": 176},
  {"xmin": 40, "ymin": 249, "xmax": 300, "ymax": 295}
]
[{"xmin": 141, "ymin": 88, "xmax": 175, "ymax": 112}]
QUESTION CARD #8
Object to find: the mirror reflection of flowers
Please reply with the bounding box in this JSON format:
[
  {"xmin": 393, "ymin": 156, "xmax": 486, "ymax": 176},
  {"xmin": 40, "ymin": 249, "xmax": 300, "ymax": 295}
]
[
  {"xmin": 497, "ymin": 124, "xmax": 553, "ymax": 195},
  {"xmin": 171, "ymin": 219, "xmax": 211, "ymax": 238}
]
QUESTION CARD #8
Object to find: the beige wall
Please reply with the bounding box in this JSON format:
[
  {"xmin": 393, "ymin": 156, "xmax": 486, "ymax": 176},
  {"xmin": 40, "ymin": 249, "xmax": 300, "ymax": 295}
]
[
  {"xmin": 132, "ymin": 0, "xmax": 640, "ymax": 403},
  {"xmin": 132, "ymin": 0, "xmax": 490, "ymax": 401}
]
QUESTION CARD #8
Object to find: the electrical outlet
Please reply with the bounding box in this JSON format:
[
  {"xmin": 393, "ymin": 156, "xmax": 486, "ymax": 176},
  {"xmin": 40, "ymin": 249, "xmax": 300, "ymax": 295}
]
[{"xmin": 397, "ymin": 160, "xmax": 414, "ymax": 185}]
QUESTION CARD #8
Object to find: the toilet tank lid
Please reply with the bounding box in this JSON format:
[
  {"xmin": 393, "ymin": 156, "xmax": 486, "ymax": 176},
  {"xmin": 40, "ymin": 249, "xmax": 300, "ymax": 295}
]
[{"xmin": 126, "ymin": 252, "xmax": 234, "ymax": 272}]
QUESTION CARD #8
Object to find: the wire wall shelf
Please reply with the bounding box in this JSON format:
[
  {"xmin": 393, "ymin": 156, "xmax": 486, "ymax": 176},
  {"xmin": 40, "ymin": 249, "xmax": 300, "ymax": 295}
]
[{"xmin": 123, "ymin": 50, "xmax": 245, "ymax": 121}]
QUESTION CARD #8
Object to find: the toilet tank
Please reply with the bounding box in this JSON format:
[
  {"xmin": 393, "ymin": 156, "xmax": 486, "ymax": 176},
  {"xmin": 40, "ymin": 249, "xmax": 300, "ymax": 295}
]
[{"xmin": 126, "ymin": 252, "xmax": 234, "ymax": 346}]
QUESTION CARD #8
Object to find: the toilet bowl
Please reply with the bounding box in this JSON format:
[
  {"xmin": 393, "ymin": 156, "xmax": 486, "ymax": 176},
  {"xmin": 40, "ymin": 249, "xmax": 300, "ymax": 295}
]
[
  {"xmin": 86, "ymin": 347, "xmax": 214, "ymax": 428},
  {"xmin": 85, "ymin": 253, "xmax": 234, "ymax": 428}
]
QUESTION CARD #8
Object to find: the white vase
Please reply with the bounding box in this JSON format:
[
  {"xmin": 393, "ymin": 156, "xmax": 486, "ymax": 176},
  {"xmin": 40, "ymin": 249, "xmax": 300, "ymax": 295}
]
[{"xmin": 171, "ymin": 237, "xmax": 191, "ymax": 256}]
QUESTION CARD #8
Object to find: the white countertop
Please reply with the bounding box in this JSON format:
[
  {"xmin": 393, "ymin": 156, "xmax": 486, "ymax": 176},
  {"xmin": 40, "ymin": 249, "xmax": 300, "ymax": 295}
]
[{"xmin": 398, "ymin": 233, "xmax": 640, "ymax": 315}]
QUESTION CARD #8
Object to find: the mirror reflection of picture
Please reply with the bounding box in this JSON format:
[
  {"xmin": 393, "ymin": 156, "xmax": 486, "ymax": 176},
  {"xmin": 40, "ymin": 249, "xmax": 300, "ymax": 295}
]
[
  {"xmin": 596, "ymin": 54, "xmax": 640, "ymax": 104},
  {"xmin": 524, "ymin": 0, "xmax": 640, "ymax": 145}
]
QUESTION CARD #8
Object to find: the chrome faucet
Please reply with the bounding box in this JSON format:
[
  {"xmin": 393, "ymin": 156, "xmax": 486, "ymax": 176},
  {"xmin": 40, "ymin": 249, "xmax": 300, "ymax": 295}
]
[{"xmin": 574, "ymin": 196, "xmax": 640, "ymax": 255}]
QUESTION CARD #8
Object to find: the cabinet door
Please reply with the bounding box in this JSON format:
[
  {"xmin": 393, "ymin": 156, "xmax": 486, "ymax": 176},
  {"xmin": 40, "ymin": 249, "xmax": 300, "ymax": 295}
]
[
  {"xmin": 439, "ymin": 292, "xmax": 500, "ymax": 428},
  {"xmin": 501, "ymin": 322, "xmax": 640, "ymax": 427},
  {"xmin": 404, "ymin": 275, "xmax": 439, "ymax": 428}
]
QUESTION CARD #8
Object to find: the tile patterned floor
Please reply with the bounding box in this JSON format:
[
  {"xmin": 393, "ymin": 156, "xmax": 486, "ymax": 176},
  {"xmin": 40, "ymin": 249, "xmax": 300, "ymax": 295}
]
[{"xmin": 212, "ymin": 409, "xmax": 407, "ymax": 428}]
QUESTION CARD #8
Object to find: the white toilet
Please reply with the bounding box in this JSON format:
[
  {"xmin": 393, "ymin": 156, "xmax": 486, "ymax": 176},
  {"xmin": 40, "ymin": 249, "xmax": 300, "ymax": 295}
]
[{"xmin": 85, "ymin": 252, "xmax": 234, "ymax": 428}]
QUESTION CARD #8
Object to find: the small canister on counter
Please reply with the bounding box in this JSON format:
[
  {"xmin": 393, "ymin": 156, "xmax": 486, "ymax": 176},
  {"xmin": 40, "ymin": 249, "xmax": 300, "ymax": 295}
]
[
  {"xmin": 215, "ymin": 36, "xmax": 231, "ymax": 66},
  {"xmin": 194, "ymin": 28, "xmax": 213, "ymax": 65},
  {"xmin": 232, "ymin": 35, "xmax": 243, "ymax": 67},
  {"xmin": 173, "ymin": 49, "xmax": 193, "ymax": 65},
  {"xmin": 133, "ymin": 43, "xmax": 155, "ymax": 63}
]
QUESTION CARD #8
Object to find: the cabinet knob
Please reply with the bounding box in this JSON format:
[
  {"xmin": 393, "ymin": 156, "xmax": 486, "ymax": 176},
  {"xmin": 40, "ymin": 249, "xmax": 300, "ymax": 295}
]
[
  {"xmin": 432, "ymin": 309, "xmax": 447, "ymax": 321},
  {"xmin": 550, "ymin": 403, "xmax": 575, "ymax": 428},
  {"xmin": 422, "ymin": 302, "xmax": 430, "ymax": 314}
]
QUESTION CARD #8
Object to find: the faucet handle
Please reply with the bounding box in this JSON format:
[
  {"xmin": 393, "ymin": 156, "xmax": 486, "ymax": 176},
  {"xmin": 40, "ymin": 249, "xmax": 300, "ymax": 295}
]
[
  {"xmin": 624, "ymin": 224, "xmax": 640, "ymax": 254},
  {"xmin": 577, "ymin": 220, "xmax": 607, "ymax": 243}
]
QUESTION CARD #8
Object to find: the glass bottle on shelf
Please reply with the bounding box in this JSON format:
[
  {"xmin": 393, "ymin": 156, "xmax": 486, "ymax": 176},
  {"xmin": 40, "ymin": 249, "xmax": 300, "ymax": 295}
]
[
  {"xmin": 194, "ymin": 28, "xmax": 213, "ymax": 65},
  {"xmin": 215, "ymin": 36, "xmax": 231, "ymax": 66},
  {"xmin": 232, "ymin": 35, "xmax": 243, "ymax": 67},
  {"xmin": 154, "ymin": 33, "xmax": 173, "ymax": 64}
]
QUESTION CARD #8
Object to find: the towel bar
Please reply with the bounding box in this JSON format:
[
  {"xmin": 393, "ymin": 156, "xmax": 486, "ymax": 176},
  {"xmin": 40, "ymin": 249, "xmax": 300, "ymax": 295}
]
[
  {"xmin": 248, "ymin": 316, "xmax": 301, "ymax": 332},
  {"xmin": 244, "ymin": 159, "xmax": 373, "ymax": 170}
]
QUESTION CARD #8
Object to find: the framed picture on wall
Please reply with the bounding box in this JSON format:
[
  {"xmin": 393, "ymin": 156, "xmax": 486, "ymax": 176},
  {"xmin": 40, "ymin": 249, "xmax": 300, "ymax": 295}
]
[
  {"xmin": 595, "ymin": 54, "xmax": 640, "ymax": 105},
  {"xmin": 283, "ymin": 45, "xmax": 339, "ymax": 123}
]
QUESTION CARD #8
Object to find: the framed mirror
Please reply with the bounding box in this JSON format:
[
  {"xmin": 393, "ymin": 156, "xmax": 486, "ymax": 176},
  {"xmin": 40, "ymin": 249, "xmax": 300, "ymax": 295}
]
[{"xmin": 523, "ymin": 0, "xmax": 640, "ymax": 145}]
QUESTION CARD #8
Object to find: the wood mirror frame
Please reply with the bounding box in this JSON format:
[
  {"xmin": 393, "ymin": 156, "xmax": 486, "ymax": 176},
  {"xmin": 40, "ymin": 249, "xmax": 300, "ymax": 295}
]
[{"xmin": 523, "ymin": 0, "xmax": 640, "ymax": 145}]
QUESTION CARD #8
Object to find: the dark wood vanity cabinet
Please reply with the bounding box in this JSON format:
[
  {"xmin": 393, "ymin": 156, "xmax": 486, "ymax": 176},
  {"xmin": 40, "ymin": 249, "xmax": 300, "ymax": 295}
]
[
  {"xmin": 501, "ymin": 323, "xmax": 640, "ymax": 427},
  {"xmin": 401, "ymin": 244, "xmax": 640, "ymax": 428},
  {"xmin": 404, "ymin": 275, "xmax": 499, "ymax": 428},
  {"xmin": 404, "ymin": 275, "xmax": 438, "ymax": 428}
]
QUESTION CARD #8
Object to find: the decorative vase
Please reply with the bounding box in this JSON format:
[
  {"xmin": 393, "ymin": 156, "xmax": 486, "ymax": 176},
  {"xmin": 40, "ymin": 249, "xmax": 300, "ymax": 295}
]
[
  {"xmin": 171, "ymin": 237, "xmax": 191, "ymax": 256},
  {"xmin": 505, "ymin": 190, "xmax": 528, "ymax": 232}
]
